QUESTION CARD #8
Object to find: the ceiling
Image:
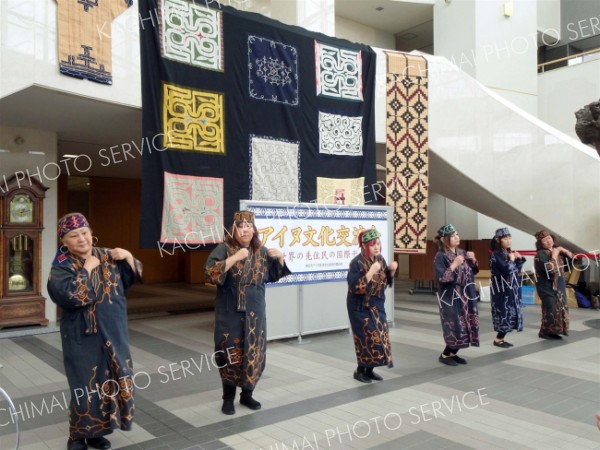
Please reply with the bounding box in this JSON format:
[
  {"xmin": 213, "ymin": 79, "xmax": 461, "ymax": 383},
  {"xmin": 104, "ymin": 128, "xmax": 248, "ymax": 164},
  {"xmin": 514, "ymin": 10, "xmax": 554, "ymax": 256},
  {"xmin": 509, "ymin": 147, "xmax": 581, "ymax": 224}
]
[
  {"xmin": 335, "ymin": 0, "xmax": 433, "ymax": 34},
  {"xmin": 335, "ymin": 0, "xmax": 434, "ymax": 51},
  {"xmin": 0, "ymin": 85, "xmax": 142, "ymax": 178}
]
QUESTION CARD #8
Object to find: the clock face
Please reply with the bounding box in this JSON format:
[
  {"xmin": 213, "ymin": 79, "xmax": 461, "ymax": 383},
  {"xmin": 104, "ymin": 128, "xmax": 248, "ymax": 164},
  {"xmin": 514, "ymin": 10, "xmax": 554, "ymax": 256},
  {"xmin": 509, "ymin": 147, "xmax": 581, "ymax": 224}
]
[{"xmin": 9, "ymin": 194, "xmax": 34, "ymax": 224}]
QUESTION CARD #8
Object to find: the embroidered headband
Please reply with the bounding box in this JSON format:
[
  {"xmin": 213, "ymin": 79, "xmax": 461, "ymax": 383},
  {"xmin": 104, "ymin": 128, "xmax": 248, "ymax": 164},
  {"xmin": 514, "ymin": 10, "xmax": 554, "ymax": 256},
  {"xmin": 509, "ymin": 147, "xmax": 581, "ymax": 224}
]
[
  {"xmin": 535, "ymin": 229, "xmax": 551, "ymax": 241},
  {"xmin": 494, "ymin": 227, "xmax": 511, "ymax": 239},
  {"xmin": 233, "ymin": 210, "xmax": 255, "ymax": 224},
  {"xmin": 57, "ymin": 213, "xmax": 90, "ymax": 238},
  {"xmin": 438, "ymin": 224, "xmax": 456, "ymax": 237},
  {"xmin": 361, "ymin": 228, "xmax": 381, "ymax": 244}
]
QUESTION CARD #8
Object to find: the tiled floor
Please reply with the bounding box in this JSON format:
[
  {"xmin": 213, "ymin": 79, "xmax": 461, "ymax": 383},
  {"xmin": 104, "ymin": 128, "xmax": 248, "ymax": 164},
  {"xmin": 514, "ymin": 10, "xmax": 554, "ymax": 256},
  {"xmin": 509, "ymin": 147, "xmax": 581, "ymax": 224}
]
[{"xmin": 1, "ymin": 281, "xmax": 599, "ymax": 450}]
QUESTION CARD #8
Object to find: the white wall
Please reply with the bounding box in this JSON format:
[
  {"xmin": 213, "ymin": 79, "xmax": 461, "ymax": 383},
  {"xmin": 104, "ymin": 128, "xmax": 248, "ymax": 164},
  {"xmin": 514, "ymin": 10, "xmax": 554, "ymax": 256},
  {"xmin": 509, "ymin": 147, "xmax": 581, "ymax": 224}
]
[
  {"xmin": 475, "ymin": 0, "xmax": 538, "ymax": 116},
  {"xmin": 434, "ymin": 0, "xmax": 538, "ymax": 116},
  {"xmin": 558, "ymin": 0, "xmax": 600, "ymax": 46},
  {"xmin": 335, "ymin": 16, "xmax": 395, "ymax": 49},
  {"xmin": 537, "ymin": 0, "xmax": 561, "ymax": 42},
  {"xmin": 434, "ymin": 0, "xmax": 477, "ymax": 77},
  {"xmin": 0, "ymin": 125, "xmax": 58, "ymax": 323},
  {"xmin": 538, "ymin": 58, "xmax": 600, "ymax": 141}
]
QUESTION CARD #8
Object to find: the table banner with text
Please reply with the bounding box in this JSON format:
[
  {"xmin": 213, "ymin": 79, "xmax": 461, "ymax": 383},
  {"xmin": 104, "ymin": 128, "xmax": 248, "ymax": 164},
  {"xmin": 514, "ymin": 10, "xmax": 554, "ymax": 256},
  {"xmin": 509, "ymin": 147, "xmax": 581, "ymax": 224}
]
[{"xmin": 243, "ymin": 202, "xmax": 391, "ymax": 285}]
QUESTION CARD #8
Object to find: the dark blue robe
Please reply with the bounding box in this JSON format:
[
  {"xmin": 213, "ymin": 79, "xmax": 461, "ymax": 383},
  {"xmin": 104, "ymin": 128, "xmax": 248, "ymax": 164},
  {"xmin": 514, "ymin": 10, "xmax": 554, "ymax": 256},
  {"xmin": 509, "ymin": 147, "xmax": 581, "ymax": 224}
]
[
  {"xmin": 47, "ymin": 247, "xmax": 142, "ymax": 440},
  {"xmin": 534, "ymin": 249, "xmax": 569, "ymax": 335},
  {"xmin": 434, "ymin": 249, "xmax": 480, "ymax": 349},
  {"xmin": 490, "ymin": 250, "xmax": 525, "ymax": 333},
  {"xmin": 346, "ymin": 253, "xmax": 394, "ymax": 368},
  {"xmin": 205, "ymin": 243, "xmax": 291, "ymax": 390}
]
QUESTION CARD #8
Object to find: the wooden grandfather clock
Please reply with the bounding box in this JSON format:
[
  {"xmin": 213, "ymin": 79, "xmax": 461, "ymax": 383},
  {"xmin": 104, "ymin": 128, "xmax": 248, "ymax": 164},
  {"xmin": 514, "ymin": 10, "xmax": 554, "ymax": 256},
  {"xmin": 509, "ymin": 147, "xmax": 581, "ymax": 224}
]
[{"xmin": 0, "ymin": 175, "xmax": 49, "ymax": 329}]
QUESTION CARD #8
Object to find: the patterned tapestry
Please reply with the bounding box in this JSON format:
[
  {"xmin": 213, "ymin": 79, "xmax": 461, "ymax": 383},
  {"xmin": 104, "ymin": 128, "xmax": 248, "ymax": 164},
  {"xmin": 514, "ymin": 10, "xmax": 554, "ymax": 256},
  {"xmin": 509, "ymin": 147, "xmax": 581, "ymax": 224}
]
[
  {"xmin": 385, "ymin": 52, "xmax": 429, "ymax": 254},
  {"xmin": 319, "ymin": 112, "xmax": 363, "ymax": 156},
  {"xmin": 160, "ymin": 0, "xmax": 224, "ymax": 71},
  {"xmin": 160, "ymin": 172, "xmax": 223, "ymax": 244},
  {"xmin": 316, "ymin": 177, "xmax": 365, "ymax": 206},
  {"xmin": 140, "ymin": 0, "xmax": 377, "ymax": 247},
  {"xmin": 315, "ymin": 41, "xmax": 362, "ymax": 101},
  {"xmin": 250, "ymin": 136, "xmax": 300, "ymax": 202},
  {"xmin": 162, "ymin": 82, "xmax": 225, "ymax": 153},
  {"xmin": 56, "ymin": 0, "xmax": 132, "ymax": 84}
]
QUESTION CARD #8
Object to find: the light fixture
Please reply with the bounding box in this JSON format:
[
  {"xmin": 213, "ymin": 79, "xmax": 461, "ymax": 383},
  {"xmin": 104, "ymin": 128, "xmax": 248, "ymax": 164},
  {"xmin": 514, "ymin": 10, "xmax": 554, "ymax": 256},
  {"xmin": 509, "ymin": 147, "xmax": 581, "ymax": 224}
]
[
  {"xmin": 0, "ymin": 149, "xmax": 10, "ymax": 153},
  {"xmin": 28, "ymin": 151, "xmax": 46, "ymax": 156},
  {"xmin": 399, "ymin": 32, "xmax": 418, "ymax": 40},
  {"xmin": 62, "ymin": 154, "xmax": 80, "ymax": 158},
  {"xmin": 504, "ymin": 1, "xmax": 513, "ymax": 17}
]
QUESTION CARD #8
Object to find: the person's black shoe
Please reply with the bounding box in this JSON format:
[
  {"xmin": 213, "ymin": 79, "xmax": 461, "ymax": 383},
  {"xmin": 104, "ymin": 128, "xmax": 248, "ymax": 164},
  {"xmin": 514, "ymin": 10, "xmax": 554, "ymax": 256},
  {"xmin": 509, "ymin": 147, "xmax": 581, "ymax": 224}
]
[
  {"xmin": 353, "ymin": 371, "xmax": 372, "ymax": 383},
  {"xmin": 67, "ymin": 439, "xmax": 87, "ymax": 450},
  {"xmin": 493, "ymin": 340, "xmax": 513, "ymax": 348},
  {"xmin": 86, "ymin": 437, "xmax": 110, "ymax": 450},
  {"xmin": 221, "ymin": 399, "xmax": 235, "ymax": 415},
  {"xmin": 438, "ymin": 354, "xmax": 458, "ymax": 366},
  {"xmin": 549, "ymin": 334, "xmax": 563, "ymax": 340},
  {"xmin": 538, "ymin": 332, "xmax": 553, "ymax": 340},
  {"xmin": 451, "ymin": 355, "xmax": 467, "ymax": 364},
  {"xmin": 240, "ymin": 393, "xmax": 262, "ymax": 410},
  {"xmin": 366, "ymin": 370, "xmax": 383, "ymax": 381}
]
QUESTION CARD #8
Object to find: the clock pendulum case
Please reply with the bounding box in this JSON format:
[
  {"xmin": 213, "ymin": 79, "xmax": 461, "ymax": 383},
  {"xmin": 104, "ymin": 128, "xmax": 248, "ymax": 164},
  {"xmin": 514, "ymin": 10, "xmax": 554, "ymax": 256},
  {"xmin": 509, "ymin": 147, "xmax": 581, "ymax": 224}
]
[{"xmin": 0, "ymin": 174, "xmax": 49, "ymax": 329}]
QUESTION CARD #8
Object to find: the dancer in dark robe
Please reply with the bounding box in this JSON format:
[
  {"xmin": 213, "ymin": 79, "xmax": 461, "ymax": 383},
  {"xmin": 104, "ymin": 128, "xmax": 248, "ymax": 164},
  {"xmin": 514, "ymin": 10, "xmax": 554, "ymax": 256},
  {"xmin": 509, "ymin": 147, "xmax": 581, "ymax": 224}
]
[
  {"xmin": 346, "ymin": 227, "xmax": 397, "ymax": 383},
  {"xmin": 434, "ymin": 224, "xmax": 480, "ymax": 366},
  {"xmin": 490, "ymin": 227, "xmax": 526, "ymax": 348},
  {"xmin": 47, "ymin": 213, "xmax": 142, "ymax": 450},
  {"xmin": 206, "ymin": 210, "xmax": 290, "ymax": 415},
  {"xmin": 534, "ymin": 229, "xmax": 574, "ymax": 339}
]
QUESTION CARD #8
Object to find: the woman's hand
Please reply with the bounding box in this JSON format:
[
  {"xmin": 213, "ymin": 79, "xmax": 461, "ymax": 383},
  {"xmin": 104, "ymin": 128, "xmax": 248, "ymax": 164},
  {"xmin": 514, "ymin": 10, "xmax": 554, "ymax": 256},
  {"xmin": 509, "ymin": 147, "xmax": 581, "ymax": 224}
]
[
  {"xmin": 555, "ymin": 246, "xmax": 574, "ymax": 259},
  {"xmin": 111, "ymin": 248, "xmax": 135, "ymax": 271},
  {"xmin": 389, "ymin": 261, "xmax": 398, "ymax": 277},
  {"xmin": 235, "ymin": 248, "xmax": 249, "ymax": 262},
  {"xmin": 450, "ymin": 255, "xmax": 464, "ymax": 271},
  {"xmin": 370, "ymin": 261, "xmax": 382, "ymax": 274},
  {"xmin": 552, "ymin": 247, "xmax": 561, "ymax": 260},
  {"xmin": 83, "ymin": 256, "xmax": 100, "ymax": 274},
  {"xmin": 267, "ymin": 248, "xmax": 284, "ymax": 265},
  {"xmin": 224, "ymin": 248, "xmax": 249, "ymax": 272},
  {"xmin": 111, "ymin": 248, "xmax": 132, "ymax": 261}
]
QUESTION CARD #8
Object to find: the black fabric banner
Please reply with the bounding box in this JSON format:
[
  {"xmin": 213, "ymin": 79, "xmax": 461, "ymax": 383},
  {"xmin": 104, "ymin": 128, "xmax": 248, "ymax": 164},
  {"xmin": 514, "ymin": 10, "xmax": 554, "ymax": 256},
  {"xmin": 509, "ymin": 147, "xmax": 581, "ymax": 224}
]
[{"xmin": 139, "ymin": 0, "xmax": 376, "ymax": 248}]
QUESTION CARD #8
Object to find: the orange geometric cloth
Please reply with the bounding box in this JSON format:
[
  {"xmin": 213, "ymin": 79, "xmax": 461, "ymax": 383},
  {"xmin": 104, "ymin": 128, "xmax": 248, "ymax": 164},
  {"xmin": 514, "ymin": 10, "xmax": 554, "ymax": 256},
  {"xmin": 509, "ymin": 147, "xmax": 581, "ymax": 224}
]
[
  {"xmin": 56, "ymin": 0, "xmax": 132, "ymax": 84},
  {"xmin": 385, "ymin": 52, "xmax": 429, "ymax": 254}
]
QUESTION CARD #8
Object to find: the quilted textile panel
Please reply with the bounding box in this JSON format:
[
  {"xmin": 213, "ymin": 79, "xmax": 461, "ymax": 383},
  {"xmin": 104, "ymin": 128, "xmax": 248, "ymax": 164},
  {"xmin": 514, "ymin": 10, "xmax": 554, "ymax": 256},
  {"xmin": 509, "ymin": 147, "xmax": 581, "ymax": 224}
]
[
  {"xmin": 385, "ymin": 52, "xmax": 429, "ymax": 254},
  {"xmin": 140, "ymin": 0, "xmax": 376, "ymax": 247}
]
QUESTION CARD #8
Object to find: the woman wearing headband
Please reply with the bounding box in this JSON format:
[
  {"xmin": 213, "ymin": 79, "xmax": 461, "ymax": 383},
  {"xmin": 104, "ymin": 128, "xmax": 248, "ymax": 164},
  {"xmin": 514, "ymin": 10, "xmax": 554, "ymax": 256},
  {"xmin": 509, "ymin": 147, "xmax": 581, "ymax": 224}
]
[
  {"xmin": 346, "ymin": 227, "xmax": 397, "ymax": 383},
  {"xmin": 534, "ymin": 230, "xmax": 574, "ymax": 340},
  {"xmin": 205, "ymin": 210, "xmax": 291, "ymax": 415},
  {"xmin": 434, "ymin": 224, "xmax": 480, "ymax": 366},
  {"xmin": 489, "ymin": 227, "xmax": 526, "ymax": 348},
  {"xmin": 47, "ymin": 213, "xmax": 142, "ymax": 450}
]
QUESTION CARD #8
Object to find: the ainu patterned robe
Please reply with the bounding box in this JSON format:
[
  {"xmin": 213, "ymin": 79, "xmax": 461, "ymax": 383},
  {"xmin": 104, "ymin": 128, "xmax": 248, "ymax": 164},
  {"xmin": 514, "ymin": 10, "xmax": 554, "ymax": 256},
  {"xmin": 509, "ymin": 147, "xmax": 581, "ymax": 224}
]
[
  {"xmin": 47, "ymin": 247, "xmax": 142, "ymax": 440},
  {"xmin": 534, "ymin": 249, "xmax": 569, "ymax": 335},
  {"xmin": 434, "ymin": 249, "xmax": 480, "ymax": 349},
  {"xmin": 346, "ymin": 253, "xmax": 394, "ymax": 368},
  {"xmin": 205, "ymin": 243, "xmax": 291, "ymax": 390},
  {"xmin": 490, "ymin": 249, "xmax": 525, "ymax": 333}
]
